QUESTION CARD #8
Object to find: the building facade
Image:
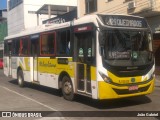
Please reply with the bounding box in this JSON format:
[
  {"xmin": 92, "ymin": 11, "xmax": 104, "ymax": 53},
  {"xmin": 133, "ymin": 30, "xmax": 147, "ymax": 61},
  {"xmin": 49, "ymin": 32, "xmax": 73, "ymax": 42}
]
[
  {"xmin": 7, "ymin": 0, "xmax": 77, "ymax": 35},
  {"xmin": 0, "ymin": 9, "xmax": 8, "ymax": 58},
  {"xmin": 77, "ymin": 0, "xmax": 160, "ymax": 33}
]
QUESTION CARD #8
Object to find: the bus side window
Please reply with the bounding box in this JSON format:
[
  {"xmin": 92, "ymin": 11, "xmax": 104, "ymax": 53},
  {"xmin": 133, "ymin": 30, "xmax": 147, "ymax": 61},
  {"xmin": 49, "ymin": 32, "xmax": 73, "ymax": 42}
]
[
  {"xmin": 40, "ymin": 32, "xmax": 55, "ymax": 55},
  {"xmin": 57, "ymin": 30, "xmax": 70, "ymax": 56},
  {"xmin": 4, "ymin": 41, "xmax": 8, "ymax": 56},
  {"xmin": 12, "ymin": 39, "xmax": 20, "ymax": 56},
  {"xmin": 20, "ymin": 37, "xmax": 29, "ymax": 56}
]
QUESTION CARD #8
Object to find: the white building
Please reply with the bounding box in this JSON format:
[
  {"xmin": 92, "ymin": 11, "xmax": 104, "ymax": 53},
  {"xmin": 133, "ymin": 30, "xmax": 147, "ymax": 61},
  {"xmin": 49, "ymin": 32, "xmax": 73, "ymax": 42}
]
[{"xmin": 7, "ymin": 0, "xmax": 77, "ymax": 35}]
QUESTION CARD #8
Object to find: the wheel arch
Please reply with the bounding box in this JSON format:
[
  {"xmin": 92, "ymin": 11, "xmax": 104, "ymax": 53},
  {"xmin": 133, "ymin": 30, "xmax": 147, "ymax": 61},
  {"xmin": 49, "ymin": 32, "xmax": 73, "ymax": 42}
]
[
  {"xmin": 17, "ymin": 66, "xmax": 23, "ymax": 76},
  {"xmin": 58, "ymin": 71, "xmax": 71, "ymax": 89},
  {"xmin": 17, "ymin": 66, "xmax": 25, "ymax": 87}
]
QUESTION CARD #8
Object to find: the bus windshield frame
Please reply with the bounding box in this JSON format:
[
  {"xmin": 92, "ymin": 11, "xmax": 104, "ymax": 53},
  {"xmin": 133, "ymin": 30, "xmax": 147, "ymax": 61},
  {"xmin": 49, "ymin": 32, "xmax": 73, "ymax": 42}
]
[{"xmin": 100, "ymin": 28, "xmax": 153, "ymax": 67}]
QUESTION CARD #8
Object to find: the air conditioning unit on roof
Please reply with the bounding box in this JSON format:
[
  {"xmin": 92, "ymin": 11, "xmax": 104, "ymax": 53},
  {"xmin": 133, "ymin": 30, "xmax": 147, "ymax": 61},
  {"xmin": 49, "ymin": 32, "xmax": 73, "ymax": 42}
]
[{"xmin": 128, "ymin": 1, "xmax": 136, "ymax": 9}]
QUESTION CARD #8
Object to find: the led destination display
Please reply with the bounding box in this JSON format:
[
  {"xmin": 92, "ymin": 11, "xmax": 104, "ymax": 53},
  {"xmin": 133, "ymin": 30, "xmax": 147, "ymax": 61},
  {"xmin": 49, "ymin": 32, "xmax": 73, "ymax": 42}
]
[{"xmin": 99, "ymin": 15, "xmax": 148, "ymax": 28}]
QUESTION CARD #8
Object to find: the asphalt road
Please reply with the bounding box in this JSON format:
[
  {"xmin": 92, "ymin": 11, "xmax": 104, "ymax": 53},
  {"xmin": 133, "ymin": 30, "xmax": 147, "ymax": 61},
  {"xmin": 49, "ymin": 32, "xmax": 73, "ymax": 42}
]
[{"xmin": 0, "ymin": 69, "xmax": 160, "ymax": 120}]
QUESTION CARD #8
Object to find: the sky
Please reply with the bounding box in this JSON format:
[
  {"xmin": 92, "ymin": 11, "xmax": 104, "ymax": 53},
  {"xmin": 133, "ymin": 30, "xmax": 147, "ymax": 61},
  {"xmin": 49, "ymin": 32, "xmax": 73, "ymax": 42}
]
[{"xmin": 0, "ymin": 0, "xmax": 7, "ymax": 9}]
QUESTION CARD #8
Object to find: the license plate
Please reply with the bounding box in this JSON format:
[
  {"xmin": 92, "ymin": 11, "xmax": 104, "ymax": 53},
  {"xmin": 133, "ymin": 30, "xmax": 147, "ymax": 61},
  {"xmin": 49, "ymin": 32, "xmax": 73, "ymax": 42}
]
[{"xmin": 128, "ymin": 85, "xmax": 138, "ymax": 91}]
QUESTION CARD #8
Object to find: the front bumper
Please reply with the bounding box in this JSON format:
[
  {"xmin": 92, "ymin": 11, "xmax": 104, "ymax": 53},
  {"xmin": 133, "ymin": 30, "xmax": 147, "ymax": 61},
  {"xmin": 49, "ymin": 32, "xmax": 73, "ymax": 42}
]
[{"xmin": 98, "ymin": 77, "xmax": 155, "ymax": 100}]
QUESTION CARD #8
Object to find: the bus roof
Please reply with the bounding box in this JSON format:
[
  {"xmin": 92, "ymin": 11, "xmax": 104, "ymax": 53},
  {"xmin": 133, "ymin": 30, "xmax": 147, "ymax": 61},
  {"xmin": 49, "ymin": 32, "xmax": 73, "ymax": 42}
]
[{"xmin": 5, "ymin": 14, "xmax": 147, "ymax": 40}]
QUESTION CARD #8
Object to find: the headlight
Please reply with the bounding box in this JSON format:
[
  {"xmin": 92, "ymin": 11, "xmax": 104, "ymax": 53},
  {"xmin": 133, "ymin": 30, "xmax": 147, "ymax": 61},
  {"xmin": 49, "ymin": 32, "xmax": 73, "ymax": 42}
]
[{"xmin": 99, "ymin": 71, "xmax": 112, "ymax": 83}]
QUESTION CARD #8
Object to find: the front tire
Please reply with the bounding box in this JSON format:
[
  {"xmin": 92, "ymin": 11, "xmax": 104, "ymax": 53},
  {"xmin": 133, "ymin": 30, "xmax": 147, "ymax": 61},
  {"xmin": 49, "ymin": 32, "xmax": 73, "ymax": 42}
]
[
  {"xmin": 17, "ymin": 70, "xmax": 25, "ymax": 87},
  {"xmin": 62, "ymin": 76, "xmax": 74, "ymax": 101}
]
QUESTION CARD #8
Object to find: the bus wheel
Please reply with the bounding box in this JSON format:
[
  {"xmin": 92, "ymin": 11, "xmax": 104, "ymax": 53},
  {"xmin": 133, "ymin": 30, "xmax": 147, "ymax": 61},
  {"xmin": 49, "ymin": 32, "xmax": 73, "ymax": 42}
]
[
  {"xmin": 62, "ymin": 76, "xmax": 74, "ymax": 101},
  {"xmin": 17, "ymin": 70, "xmax": 24, "ymax": 87}
]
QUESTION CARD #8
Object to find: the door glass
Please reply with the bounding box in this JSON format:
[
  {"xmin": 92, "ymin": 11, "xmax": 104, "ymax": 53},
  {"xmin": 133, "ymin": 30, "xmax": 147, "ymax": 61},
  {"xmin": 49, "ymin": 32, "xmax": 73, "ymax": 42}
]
[
  {"xmin": 76, "ymin": 32, "xmax": 95, "ymax": 64},
  {"xmin": 75, "ymin": 31, "xmax": 95, "ymax": 93}
]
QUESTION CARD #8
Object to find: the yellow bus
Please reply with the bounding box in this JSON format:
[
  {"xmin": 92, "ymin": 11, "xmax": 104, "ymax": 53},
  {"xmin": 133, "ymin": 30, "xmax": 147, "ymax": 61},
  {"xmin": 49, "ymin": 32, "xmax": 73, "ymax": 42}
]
[{"xmin": 3, "ymin": 14, "xmax": 155, "ymax": 101}]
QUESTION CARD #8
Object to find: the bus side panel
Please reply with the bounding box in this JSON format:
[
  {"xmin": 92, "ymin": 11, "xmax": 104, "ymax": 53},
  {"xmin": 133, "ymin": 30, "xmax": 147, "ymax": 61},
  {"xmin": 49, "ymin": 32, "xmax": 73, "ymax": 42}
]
[
  {"xmin": 90, "ymin": 66, "xmax": 97, "ymax": 99},
  {"xmin": 38, "ymin": 72, "xmax": 58, "ymax": 89},
  {"xmin": 37, "ymin": 57, "xmax": 75, "ymax": 90},
  {"xmin": 56, "ymin": 58, "xmax": 75, "ymax": 90},
  {"xmin": 21, "ymin": 57, "xmax": 31, "ymax": 82},
  {"xmin": 3, "ymin": 57, "xmax": 9, "ymax": 76},
  {"xmin": 16, "ymin": 57, "xmax": 31, "ymax": 82},
  {"xmin": 37, "ymin": 57, "xmax": 58, "ymax": 88},
  {"xmin": 11, "ymin": 57, "xmax": 17, "ymax": 79}
]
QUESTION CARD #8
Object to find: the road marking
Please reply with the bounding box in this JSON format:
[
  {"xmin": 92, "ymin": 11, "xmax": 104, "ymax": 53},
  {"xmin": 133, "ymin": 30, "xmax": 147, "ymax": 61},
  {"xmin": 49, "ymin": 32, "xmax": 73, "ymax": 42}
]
[
  {"xmin": 0, "ymin": 86, "xmax": 58, "ymax": 111},
  {"xmin": 0, "ymin": 86, "xmax": 67, "ymax": 120}
]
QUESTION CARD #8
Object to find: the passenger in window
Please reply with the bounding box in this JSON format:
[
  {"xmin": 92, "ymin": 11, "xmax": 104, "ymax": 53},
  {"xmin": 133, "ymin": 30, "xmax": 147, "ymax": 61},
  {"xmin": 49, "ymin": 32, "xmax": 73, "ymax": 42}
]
[
  {"xmin": 66, "ymin": 41, "xmax": 70, "ymax": 55},
  {"xmin": 42, "ymin": 45, "xmax": 49, "ymax": 54}
]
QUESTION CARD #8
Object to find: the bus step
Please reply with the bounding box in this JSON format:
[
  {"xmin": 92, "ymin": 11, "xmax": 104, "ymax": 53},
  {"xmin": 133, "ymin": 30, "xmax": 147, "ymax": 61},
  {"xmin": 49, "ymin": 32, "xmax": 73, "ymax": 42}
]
[
  {"xmin": 32, "ymin": 81, "xmax": 40, "ymax": 84},
  {"xmin": 77, "ymin": 90, "xmax": 92, "ymax": 97}
]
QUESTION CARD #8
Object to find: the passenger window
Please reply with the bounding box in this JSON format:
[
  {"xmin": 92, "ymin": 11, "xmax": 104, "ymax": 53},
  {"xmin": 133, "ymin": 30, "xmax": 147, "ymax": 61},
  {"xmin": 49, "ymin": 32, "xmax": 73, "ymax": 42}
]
[
  {"xmin": 40, "ymin": 32, "xmax": 55, "ymax": 55},
  {"xmin": 20, "ymin": 37, "xmax": 29, "ymax": 55},
  {"xmin": 57, "ymin": 30, "xmax": 70, "ymax": 55},
  {"xmin": 4, "ymin": 41, "xmax": 8, "ymax": 56},
  {"xmin": 12, "ymin": 39, "xmax": 20, "ymax": 56}
]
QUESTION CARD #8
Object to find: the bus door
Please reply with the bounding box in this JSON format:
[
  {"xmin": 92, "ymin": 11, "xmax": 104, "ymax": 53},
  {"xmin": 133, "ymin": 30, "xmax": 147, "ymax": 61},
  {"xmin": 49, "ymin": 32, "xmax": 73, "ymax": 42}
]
[
  {"xmin": 75, "ymin": 31, "xmax": 96, "ymax": 94},
  {"xmin": 30, "ymin": 36, "xmax": 39, "ymax": 82}
]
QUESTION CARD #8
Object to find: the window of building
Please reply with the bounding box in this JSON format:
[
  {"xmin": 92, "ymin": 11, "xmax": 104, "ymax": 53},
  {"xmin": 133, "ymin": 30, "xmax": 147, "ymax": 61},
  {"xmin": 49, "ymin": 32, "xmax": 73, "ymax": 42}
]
[
  {"xmin": 40, "ymin": 32, "xmax": 55, "ymax": 56},
  {"xmin": 9, "ymin": 0, "xmax": 23, "ymax": 10},
  {"xmin": 123, "ymin": 0, "xmax": 134, "ymax": 4},
  {"xmin": 85, "ymin": 0, "xmax": 97, "ymax": 14},
  {"xmin": 12, "ymin": 39, "xmax": 20, "ymax": 56},
  {"xmin": 20, "ymin": 37, "xmax": 29, "ymax": 56},
  {"xmin": 105, "ymin": 0, "xmax": 113, "ymax": 2},
  {"xmin": 57, "ymin": 30, "xmax": 70, "ymax": 56}
]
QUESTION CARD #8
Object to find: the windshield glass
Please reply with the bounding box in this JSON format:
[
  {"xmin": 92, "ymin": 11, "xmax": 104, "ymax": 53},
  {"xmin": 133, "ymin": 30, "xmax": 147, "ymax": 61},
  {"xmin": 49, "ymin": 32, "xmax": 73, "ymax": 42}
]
[{"xmin": 102, "ymin": 30, "xmax": 153, "ymax": 66}]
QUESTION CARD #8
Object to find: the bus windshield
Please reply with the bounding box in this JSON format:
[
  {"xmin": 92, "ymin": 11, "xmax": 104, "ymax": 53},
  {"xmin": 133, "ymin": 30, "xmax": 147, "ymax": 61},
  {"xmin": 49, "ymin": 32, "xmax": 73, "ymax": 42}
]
[{"xmin": 103, "ymin": 30, "xmax": 153, "ymax": 66}]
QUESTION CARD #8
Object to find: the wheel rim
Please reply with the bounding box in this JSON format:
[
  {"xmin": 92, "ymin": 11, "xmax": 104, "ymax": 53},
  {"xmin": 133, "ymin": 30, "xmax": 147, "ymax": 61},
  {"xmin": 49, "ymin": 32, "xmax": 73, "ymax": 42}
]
[
  {"xmin": 63, "ymin": 81, "xmax": 72, "ymax": 95},
  {"xmin": 18, "ymin": 75, "xmax": 22, "ymax": 85}
]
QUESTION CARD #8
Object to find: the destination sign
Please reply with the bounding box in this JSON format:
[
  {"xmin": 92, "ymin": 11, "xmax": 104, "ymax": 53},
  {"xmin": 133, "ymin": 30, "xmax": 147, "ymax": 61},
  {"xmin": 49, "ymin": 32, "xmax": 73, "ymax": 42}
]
[{"xmin": 99, "ymin": 15, "xmax": 147, "ymax": 28}]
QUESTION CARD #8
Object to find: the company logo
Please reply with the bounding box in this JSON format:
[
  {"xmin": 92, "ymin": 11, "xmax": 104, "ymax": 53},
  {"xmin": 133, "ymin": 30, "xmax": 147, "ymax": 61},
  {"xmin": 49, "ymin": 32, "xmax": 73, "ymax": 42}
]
[{"xmin": 2, "ymin": 112, "xmax": 11, "ymax": 117}]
